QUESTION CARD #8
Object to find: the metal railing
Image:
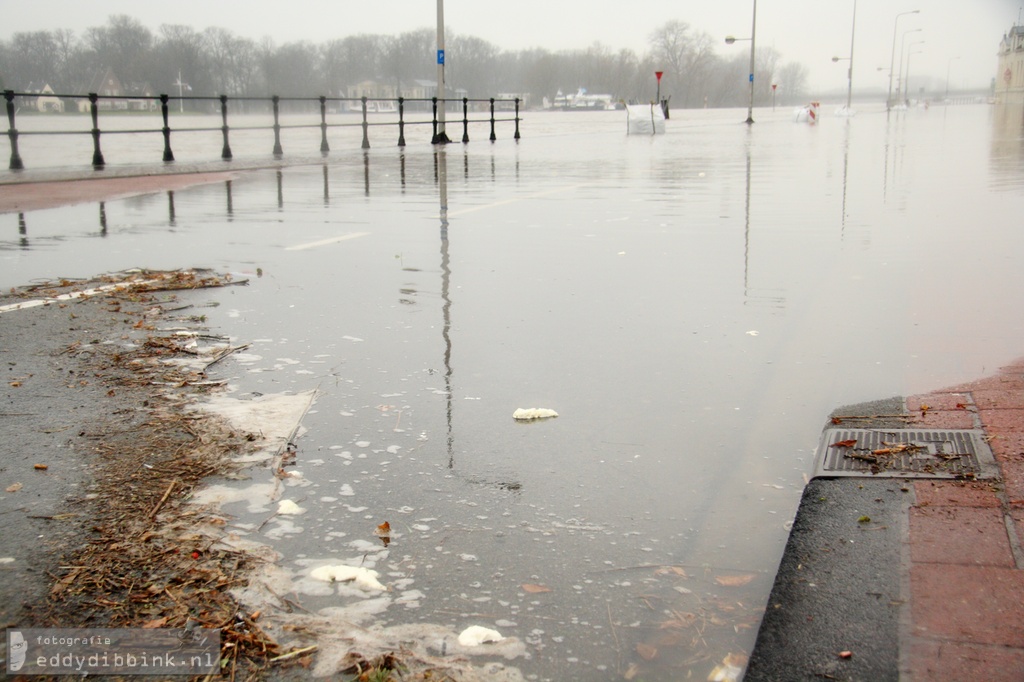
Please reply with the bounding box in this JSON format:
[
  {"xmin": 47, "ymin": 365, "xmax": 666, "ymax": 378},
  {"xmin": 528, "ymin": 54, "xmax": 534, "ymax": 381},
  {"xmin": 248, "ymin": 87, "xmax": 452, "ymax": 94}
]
[{"xmin": 3, "ymin": 90, "xmax": 522, "ymax": 170}]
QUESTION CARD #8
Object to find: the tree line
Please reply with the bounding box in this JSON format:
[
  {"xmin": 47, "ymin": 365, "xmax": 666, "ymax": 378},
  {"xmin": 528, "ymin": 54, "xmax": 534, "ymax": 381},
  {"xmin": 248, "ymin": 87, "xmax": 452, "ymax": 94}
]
[{"xmin": 0, "ymin": 15, "xmax": 810, "ymax": 109}]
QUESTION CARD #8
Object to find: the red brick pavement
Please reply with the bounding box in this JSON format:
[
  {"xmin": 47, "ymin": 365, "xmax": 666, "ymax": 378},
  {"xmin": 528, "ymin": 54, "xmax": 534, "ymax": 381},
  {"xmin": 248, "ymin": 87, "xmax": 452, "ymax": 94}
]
[{"xmin": 902, "ymin": 357, "xmax": 1024, "ymax": 681}]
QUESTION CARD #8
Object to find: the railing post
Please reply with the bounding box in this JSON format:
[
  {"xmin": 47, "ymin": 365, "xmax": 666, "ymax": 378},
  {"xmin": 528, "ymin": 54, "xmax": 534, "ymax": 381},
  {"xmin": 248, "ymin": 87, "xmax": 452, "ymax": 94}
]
[
  {"xmin": 397, "ymin": 97, "xmax": 406, "ymax": 147},
  {"xmin": 319, "ymin": 95, "xmax": 329, "ymax": 154},
  {"xmin": 361, "ymin": 96, "xmax": 370, "ymax": 149},
  {"xmin": 431, "ymin": 97, "xmax": 439, "ymax": 143},
  {"xmin": 462, "ymin": 97, "xmax": 470, "ymax": 143},
  {"xmin": 272, "ymin": 95, "xmax": 283, "ymax": 157},
  {"xmin": 4, "ymin": 90, "xmax": 24, "ymax": 170},
  {"xmin": 514, "ymin": 98, "xmax": 521, "ymax": 140},
  {"xmin": 489, "ymin": 98, "xmax": 497, "ymax": 142},
  {"xmin": 160, "ymin": 94, "xmax": 174, "ymax": 162},
  {"xmin": 220, "ymin": 95, "xmax": 232, "ymax": 160},
  {"xmin": 89, "ymin": 93, "xmax": 105, "ymax": 168}
]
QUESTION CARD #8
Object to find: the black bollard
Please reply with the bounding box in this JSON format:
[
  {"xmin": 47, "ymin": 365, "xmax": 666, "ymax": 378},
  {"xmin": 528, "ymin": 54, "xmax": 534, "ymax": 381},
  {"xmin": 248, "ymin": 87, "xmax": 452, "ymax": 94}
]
[
  {"xmin": 89, "ymin": 93, "xmax": 105, "ymax": 168},
  {"xmin": 489, "ymin": 98, "xmax": 496, "ymax": 142},
  {"xmin": 514, "ymin": 98, "xmax": 521, "ymax": 141},
  {"xmin": 220, "ymin": 95, "xmax": 233, "ymax": 160},
  {"xmin": 431, "ymin": 97, "xmax": 439, "ymax": 143},
  {"xmin": 361, "ymin": 96, "xmax": 370, "ymax": 149},
  {"xmin": 272, "ymin": 95, "xmax": 283, "ymax": 157},
  {"xmin": 160, "ymin": 94, "xmax": 174, "ymax": 162},
  {"xmin": 462, "ymin": 97, "xmax": 469, "ymax": 143},
  {"xmin": 319, "ymin": 96, "xmax": 330, "ymax": 154},
  {"xmin": 397, "ymin": 97, "xmax": 406, "ymax": 147},
  {"xmin": 4, "ymin": 90, "xmax": 24, "ymax": 170}
]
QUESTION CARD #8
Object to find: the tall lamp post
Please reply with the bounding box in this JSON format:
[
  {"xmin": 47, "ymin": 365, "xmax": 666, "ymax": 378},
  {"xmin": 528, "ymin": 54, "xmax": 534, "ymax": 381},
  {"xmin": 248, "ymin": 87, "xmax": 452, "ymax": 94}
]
[
  {"xmin": 897, "ymin": 29, "xmax": 923, "ymax": 105},
  {"xmin": 887, "ymin": 9, "xmax": 920, "ymax": 110},
  {"xmin": 945, "ymin": 56, "xmax": 960, "ymax": 102},
  {"xmin": 724, "ymin": 0, "xmax": 758, "ymax": 125},
  {"xmin": 903, "ymin": 44, "xmax": 924, "ymax": 104},
  {"xmin": 843, "ymin": 0, "xmax": 857, "ymax": 112},
  {"xmin": 433, "ymin": 0, "xmax": 450, "ymax": 144}
]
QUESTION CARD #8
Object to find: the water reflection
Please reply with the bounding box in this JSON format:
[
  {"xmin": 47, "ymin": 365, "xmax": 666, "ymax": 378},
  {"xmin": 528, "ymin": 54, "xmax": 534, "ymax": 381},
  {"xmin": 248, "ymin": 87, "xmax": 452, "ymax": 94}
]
[
  {"xmin": 437, "ymin": 149, "xmax": 455, "ymax": 469},
  {"xmin": 8, "ymin": 150, "xmax": 516, "ymax": 238}
]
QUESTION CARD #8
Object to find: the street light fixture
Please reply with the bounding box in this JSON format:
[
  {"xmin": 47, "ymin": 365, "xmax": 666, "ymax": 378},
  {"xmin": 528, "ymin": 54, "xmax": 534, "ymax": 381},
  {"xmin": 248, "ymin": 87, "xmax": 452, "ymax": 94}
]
[
  {"xmin": 724, "ymin": 0, "xmax": 757, "ymax": 124},
  {"xmin": 887, "ymin": 10, "xmax": 920, "ymax": 110}
]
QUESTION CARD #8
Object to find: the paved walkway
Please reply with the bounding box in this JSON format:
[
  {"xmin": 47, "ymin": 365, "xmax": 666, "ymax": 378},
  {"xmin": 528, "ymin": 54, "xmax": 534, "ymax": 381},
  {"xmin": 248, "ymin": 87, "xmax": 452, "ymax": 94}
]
[
  {"xmin": 902, "ymin": 358, "xmax": 1024, "ymax": 680},
  {"xmin": 746, "ymin": 358, "xmax": 1024, "ymax": 681}
]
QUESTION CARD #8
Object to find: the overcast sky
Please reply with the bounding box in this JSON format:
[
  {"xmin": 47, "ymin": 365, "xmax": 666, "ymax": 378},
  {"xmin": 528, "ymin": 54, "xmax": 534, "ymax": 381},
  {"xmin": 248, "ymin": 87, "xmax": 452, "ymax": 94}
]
[{"xmin": 3, "ymin": 1, "xmax": 1020, "ymax": 93}]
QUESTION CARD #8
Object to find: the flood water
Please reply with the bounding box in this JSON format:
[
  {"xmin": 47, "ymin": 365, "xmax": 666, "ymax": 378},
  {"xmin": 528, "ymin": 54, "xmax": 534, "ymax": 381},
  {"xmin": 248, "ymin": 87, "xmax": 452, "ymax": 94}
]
[{"xmin": 3, "ymin": 103, "xmax": 1024, "ymax": 680}]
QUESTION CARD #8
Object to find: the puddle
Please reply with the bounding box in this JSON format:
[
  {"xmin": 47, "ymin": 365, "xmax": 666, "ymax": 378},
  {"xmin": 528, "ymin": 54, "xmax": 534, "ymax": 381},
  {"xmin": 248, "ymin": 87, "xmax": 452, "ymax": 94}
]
[{"xmin": 5, "ymin": 106, "xmax": 1024, "ymax": 680}]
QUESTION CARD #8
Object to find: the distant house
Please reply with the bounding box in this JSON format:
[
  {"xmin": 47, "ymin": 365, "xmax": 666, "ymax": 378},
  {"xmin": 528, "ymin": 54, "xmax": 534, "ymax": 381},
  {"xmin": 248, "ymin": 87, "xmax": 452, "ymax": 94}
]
[
  {"xmin": 77, "ymin": 68, "xmax": 158, "ymax": 112},
  {"xmin": 997, "ymin": 24, "xmax": 1024, "ymax": 104},
  {"xmin": 36, "ymin": 84, "xmax": 64, "ymax": 112}
]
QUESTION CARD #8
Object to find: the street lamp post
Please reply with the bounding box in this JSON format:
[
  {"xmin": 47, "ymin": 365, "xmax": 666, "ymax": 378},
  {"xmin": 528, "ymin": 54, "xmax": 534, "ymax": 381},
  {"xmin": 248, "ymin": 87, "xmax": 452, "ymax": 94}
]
[
  {"xmin": 900, "ymin": 40, "xmax": 925, "ymax": 103},
  {"xmin": 433, "ymin": 0, "xmax": 450, "ymax": 144},
  {"xmin": 887, "ymin": 10, "xmax": 920, "ymax": 110},
  {"xmin": 844, "ymin": 0, "xmax": 857, "ymax": 112},
  {"xmin": 945, "ymin": 56, "xmax": 960, "ymax": 102},
  {"xmin": 904, "ymin": 46, "xmax": 924, "ymax": 104},
  {"xmin": 897, "ymin": 29, "xmax": 923, "ymax": 105},
  {"xmin": 724, "ymin": 0, "xmax": 757, "ymax": 124}
]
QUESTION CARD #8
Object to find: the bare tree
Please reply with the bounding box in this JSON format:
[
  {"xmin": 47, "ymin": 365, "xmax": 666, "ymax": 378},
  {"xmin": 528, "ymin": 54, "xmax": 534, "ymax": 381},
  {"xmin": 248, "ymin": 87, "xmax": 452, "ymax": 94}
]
[
  {"xmin": 775, "ymin": 62, "xmax": 809, "ymax": 103},
  {"xmin": 83, "ymin": 15, "xmax": 154, "ymax": 89}
]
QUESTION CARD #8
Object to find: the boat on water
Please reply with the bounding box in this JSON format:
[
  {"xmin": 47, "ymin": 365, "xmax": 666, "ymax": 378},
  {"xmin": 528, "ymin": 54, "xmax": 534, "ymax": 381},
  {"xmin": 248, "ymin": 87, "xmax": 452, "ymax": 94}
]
[{"xmin": 554, "ymin": 88, "xmax": 621, "ymax": 111}]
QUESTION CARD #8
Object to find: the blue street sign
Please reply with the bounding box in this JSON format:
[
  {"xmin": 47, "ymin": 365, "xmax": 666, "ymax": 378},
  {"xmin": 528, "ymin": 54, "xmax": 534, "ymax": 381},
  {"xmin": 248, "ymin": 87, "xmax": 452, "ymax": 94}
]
[
  {"xmin": 749, "ymin": 73, "xmax": 754, "ymax": 82},
  {"xmin": 437, "ymin": 50, "xmax": 445, "ymax": 65}
]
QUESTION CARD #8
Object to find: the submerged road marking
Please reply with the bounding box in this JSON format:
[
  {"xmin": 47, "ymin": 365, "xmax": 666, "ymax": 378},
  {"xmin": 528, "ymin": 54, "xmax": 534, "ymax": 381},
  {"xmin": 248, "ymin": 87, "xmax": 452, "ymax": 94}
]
[
  {"xmin": 0, "ymin": 279, "xmax": 163, "ymax": 315},
  {"xmin": 285, "ymin": 232, "xmax": 371, "ymax": 251},
  {"xmin": 446, "ymin": 184, "xmax": 591, "ymax": 218}
]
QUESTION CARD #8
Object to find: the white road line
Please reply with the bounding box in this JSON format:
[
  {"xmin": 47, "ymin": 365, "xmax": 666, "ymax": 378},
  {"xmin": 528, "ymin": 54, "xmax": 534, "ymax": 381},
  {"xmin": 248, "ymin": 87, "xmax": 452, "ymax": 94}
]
[
  {"xmin": 0, "ymin": 279, "xmax": 162, "ymax": 314},
  {"xmin": 285, "ymin": 232, "xmax": 371, "ymax": 251},
  {"xmin": 447, "ymin": 184, "xmax": 591, "ymax": 218}
]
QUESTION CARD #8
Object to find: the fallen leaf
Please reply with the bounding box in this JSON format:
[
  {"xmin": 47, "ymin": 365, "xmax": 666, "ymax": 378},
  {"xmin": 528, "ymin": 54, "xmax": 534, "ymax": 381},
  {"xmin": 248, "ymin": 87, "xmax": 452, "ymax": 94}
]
[
  {"xmin": 33, "ymin": 464, "xmax": 48, "ymax": 470},
  {"xmin": 956, "ymin": 403, "xmax": 968, "ymax": 409},
  {"xmin": 857, "ymin": 515, "xmax": 871, "ymax": 523},
  {"xmin": 521, "ymin": 583, "xmax": 552, "ymax": 594},
  {"xmin": 838, "ymin": 650, "xmax": 853, "ymax": 659},
  {"xmin": 830, "ymin": 439, "xmax": 857, "ymax": 448},
  {"xmin": 715, "ymin": 574, "xmax": 755, "ymax": 587},
  {"xmin": 374, "ymin": 521, "xmax": 391, "ymax": 536},
  {"xmin": 9, "ymin": 381, "xmax": 21, "ymax": 388},
  {"xmin": 142, "ymin": 617, "xmax": 167, "ymax": 629},
  {"xmin": 6, "ymin": 483, "xmax": 22, "ymax": 493},
  {"xmin": 623, "ymin": 663, "xmax": 640, "ymax": 680},
  {"xmin": 635, "ymin": 642, "xmax": 658, "ymax": 661}
]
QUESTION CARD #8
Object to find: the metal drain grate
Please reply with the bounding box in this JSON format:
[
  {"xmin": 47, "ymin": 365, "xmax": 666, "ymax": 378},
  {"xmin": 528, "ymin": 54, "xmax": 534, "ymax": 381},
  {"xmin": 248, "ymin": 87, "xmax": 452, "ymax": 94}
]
[{"xmin": 813, "ymin": 429, "xmax": 999, "ymax": 479}]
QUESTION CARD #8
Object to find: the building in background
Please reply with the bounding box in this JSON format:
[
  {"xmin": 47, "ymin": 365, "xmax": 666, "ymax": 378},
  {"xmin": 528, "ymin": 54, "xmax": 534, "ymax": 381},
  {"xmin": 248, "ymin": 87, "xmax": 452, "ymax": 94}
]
[{"xmin": 996, "ymin": 24, "xmax": 1024, "ymax": 104}]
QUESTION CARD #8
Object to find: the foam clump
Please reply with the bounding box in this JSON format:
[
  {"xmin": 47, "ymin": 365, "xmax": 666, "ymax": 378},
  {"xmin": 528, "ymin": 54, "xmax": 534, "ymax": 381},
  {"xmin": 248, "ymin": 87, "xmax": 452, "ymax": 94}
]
[
  {"xmin": 310, "ymin": 565, "xmax": 387, "ymax": 591},
  {"xmin": 277, "ymin": 499, "xmax": 304, "ymax": 515},
  {"xmin": 457, "ymin": 625, "xmax": 505, "ymax": 646},
  {"xmin": 512, "ymin": 408, "xmax": 558, "ymax": 421}
]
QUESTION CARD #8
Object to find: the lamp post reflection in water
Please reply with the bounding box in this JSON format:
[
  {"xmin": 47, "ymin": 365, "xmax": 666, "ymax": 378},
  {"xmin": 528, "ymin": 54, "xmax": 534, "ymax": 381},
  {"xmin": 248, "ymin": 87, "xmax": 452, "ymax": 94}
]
[{"xmin": 435, "ymin": 149, "xmax": 455, "ymax": 468}]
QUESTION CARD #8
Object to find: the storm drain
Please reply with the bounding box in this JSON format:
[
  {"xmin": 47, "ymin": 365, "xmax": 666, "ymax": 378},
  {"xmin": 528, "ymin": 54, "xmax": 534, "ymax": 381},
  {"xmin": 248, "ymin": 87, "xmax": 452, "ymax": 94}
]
[{"xmin": 813, "ymin": 429, "xmax": 999, "ymax": 479}]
